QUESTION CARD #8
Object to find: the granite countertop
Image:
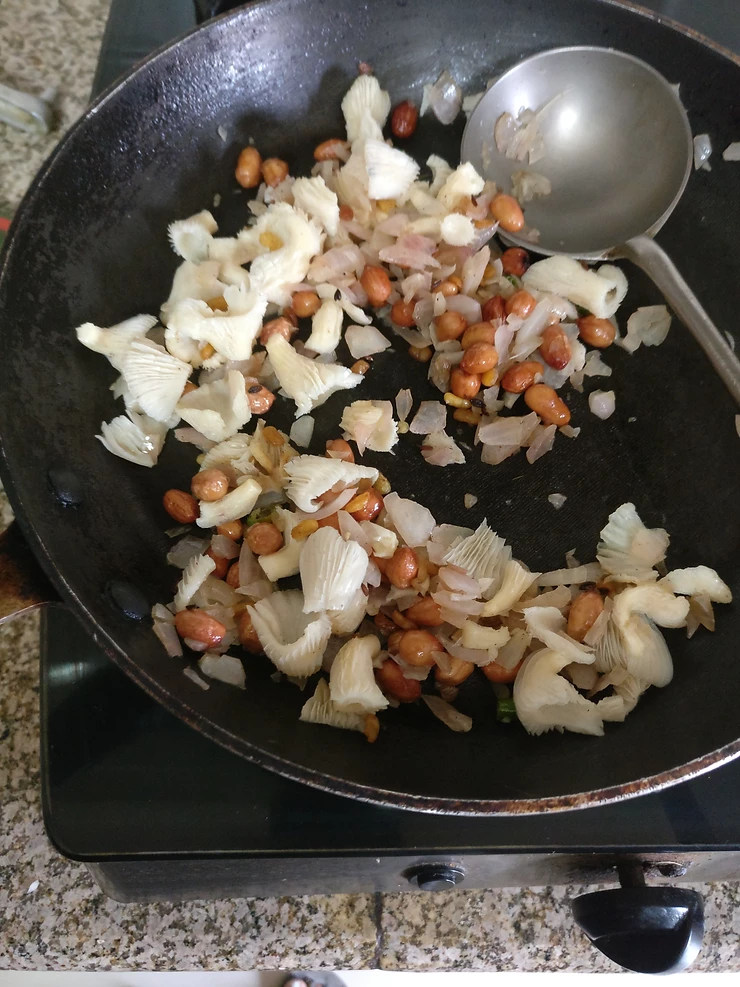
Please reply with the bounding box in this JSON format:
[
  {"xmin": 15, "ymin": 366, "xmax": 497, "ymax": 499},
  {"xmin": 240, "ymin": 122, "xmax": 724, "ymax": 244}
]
[{"xmin": 2, "ymin": 0, "xmax": 740, "ymax": 974}]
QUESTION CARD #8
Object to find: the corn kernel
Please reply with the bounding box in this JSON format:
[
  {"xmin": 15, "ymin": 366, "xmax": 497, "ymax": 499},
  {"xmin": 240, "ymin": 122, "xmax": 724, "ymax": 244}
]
[
  {"xmin": 364, "ymin": 713, "xmax": 380, "ymax": 743},
  {"xmin": 453, "ymin": 408, "xmax": 481, "ymax": 426},
  {"xmin": 398, "ymin": 421, "xmax": 409, "ymax": 434},
  {"xmin": 199, "ymin": 342, "xmax": 215, "ymax": 360},
  {"xmin": 375, "ymin": 198, "xmax": 396, "ymax": 211},
  {"xmin": 206, "ymin": 295, "xmax": 228, "ymax": 312},
  {"xmin": 262, "ymin": 425, "xmax": 284, "ymax": 446},
  {"xmin": 448, "ymin": 275, "xmax": 463, "ymax": 290},
  {"xmin": 409, "ymin": 345, "xmax": 433, "ymax": 363},
  {"xmin": 351, "ymin": 359, "xmax": 370, "ymax": 375},
  {"xmin": 444, "ymin": 391, "xmax": 471, "ymax": 409},
  {"xmin": 259, "ymin": 231, "xmax": 283, "ymax": 251},
  {"xmin": 345, "ymin": 491, "xmax": 371, "ymax": 514},
  {"xmin": 482, "ymin": 263, "xmax": 498, "ymax": 282},
  {"xmin": 373, "ymin": 474, "xmax": 391, "ymax": 495},
  {"xmin": 292, "ymin": 519, "xmax": 319, "ymax": 541},
  {"xmin": 481, "ymin": 368, "xmax": 498, "ymax": 387}
]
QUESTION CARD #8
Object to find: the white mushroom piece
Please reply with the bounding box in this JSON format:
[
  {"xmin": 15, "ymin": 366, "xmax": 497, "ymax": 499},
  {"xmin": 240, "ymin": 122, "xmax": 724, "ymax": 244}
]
[{"xmin": 248, "ymin": 589, "xmax": 332, "ymax": 676}]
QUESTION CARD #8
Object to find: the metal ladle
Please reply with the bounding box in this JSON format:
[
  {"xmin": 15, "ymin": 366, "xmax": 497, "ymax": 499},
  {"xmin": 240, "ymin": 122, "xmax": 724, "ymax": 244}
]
[{"xmin": 461, "ymin": 46, "xmax": 740, "ymax": 404}]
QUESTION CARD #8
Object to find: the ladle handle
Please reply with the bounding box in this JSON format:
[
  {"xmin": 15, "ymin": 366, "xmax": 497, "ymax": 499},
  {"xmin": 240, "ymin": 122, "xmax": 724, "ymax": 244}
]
[{"xmin": 620, "ymin": 235, "xmax": 740, "ymax": 406}]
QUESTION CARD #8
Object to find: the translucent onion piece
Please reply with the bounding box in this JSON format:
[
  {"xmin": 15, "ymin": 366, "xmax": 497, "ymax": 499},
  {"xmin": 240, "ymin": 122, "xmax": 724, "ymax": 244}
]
[
  {"xmin": 345, "ymin": 325, "xmax": 391, "ymax": 359},
  {"xmin": 622, "ymin": 306, "xmax": 672, "ymax": 353},
  {"xmin": 537, "ymin": 563, "xmax": 602, "ymax": 586},
  {"xmin": 661, "ymin": 565, "xmax": 732, "ymax": 604},
  {"xmin": 589, "ymin": 389, "xmax": 616, "ymax": 420},
  {"xmin": 198, "ymin": 653, "xmax": 246, "ymax": 689},
  {"xmin": 480, "ymin": 560, "xmax": 538, "ymax": 616},
  {"xmin": 421, "ymin": 430, "xmax": 465, "ymax": 466},
  {"xmin": 266, "ymin": 334, "xmax": 363, "ymax": 417},
  {"xmin": 443, "ymin": 520, "xmax": 511, "ymax": 596},
  {"xmin": 383, "ymin": 492, "xmax": 436, "ymax": 548},
  {"xmin": 395, "ymin": 388, "xmax": 413, "ymax": 423},
  {"xmin": 289, "ymin": 415, "xmax": 315, "ymax": 449},
  {"xmin": 693, "ymin": 133, "xmax": 712, "ymax": 170},
  {"xmin": 422, "ymin": 694, "xmax": 472, "ymax": 732},
  {"xmin": 548, "ymin": 493, "xmax": 567, "ymax": 510}
]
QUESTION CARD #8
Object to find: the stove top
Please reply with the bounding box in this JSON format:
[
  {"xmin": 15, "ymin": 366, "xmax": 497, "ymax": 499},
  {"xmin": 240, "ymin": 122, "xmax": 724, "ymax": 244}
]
[{"xmin": 42, "ymin": 0, "xmax": 740, "ymax": 905}]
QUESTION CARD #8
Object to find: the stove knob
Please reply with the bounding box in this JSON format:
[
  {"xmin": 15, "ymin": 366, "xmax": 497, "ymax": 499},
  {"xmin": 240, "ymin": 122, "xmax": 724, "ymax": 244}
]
[{"xmin": 406, "ymin": 864, "xmax": 465, "ymax": 891}]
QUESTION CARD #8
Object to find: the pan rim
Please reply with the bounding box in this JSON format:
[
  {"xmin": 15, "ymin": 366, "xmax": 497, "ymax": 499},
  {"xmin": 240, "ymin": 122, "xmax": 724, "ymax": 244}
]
[{"xmin": 1, "ymin": 0, "xmax": 739, "ymax": 816}]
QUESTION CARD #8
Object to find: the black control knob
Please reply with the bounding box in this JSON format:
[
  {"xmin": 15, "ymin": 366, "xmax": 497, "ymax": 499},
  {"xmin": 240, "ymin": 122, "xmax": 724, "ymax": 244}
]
[
  {"xmin": 406, "ymin": 864, "xmax": 465, "ymax": 891},
  {"xmin": 572, "ymin": 860, "xmax": 704, "ymax": 974}
]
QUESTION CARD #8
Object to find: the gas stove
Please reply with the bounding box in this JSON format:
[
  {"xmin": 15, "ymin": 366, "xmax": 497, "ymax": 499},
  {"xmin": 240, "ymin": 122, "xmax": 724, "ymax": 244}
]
[{"xmin": 41, "ymin": 0, "xmax": 740, "ymax": 973}]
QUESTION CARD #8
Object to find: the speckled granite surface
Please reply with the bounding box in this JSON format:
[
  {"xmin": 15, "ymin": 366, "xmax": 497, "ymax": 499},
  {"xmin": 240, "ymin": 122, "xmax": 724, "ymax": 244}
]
[{"xmin": 3, "ymin": 0, "xmax": 740, "ymax": 974}]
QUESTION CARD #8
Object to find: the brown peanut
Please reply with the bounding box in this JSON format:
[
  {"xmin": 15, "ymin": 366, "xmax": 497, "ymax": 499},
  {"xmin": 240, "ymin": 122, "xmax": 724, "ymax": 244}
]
[
  {"xmin": 217, "ymin": 519, "xmax": 243, "ymax": 541},
  {"xmin": 206, "ymin": 548, "xmax": 230, "ymax": 581},
  {"xmin": 191, "ymin": 469, "xmax": 229, "ymax": 502},
  {"xmin": 461, "ymin": 322, "xmax": 496, "ymax": 349},
  {"xmin": 385, "ymin": 547, "xmax": 419, "ymax": 589},
  {"xmin": 391, "ymin": 100, "xmax": 419, "ymax": 138},
  {"xmin": 360, "ymin": 265, "xmax": 392, "ymax": 307},
  {"xmin": 237, "ymin": 610, "xmax": 263, "ymax": 654},
  {"xmin": 226, "ymin": 563, "xmax": 241, "ymax": 588},
  {"xmin": 524, "ymin": 383, "xmax": 571, "ymax": 426},
  {"xmin": 339, "ymin": 204, "xmax": 354, "ymax": 221},
  {"xmin": 433, "ymin": 279, "xmax": 460, "ymax": 298},
  {"xmin": 500, "ymin": 360, "xmax": 544, "ymax": 393},
  {"xmin": 349, "ymin": 488, "xmax": 384, "ymax": 522},
  {"xmin": 325, "ymin": 438, "xmax": 354, "ymax": 463},
  {"xmin": 175, "ymin": 608, "xmax": 226, "ymax": 647},
  {"xmin": 409, "ymin": 344, "xmax": 433, "ymax": 362},
  {"xmin": 505, "ymin": 290, "xmax": 537, "ymax": 318},
  {"xmin": 235, "ymin": 146, "xmax": 261, "ymax": 188},
  {"xmin": 567, "ymin": 587, "xmax": 605, "ymax": 642},
  {"xmin": 375, "ymin": 658, "xmax": 421, "ymax": 702},
  {"xmin": 292, "ymin": 290, "xmax": 321, "ymax": 317},
  {"xmin": 436, "ymin": 310, "xmax": 468, "ymax": 341},
  {"xmin": 490, "ymin": 193, "xmax": 525, "ymax": 232},
  {"xmin": 434, "ymin": 656, "xmax": 475, "ymax": 686},
  {"xmin": 482, "ymin": 658, "xmax": 523, "ymax": 683},
  {"xmin": 577, "ymin": 315, "xmax": 616, "ymax": 348},
  {"xmin": 259, "ymin": 317, "xmax": 294, "ymax": 345},
  {"xmin": 405, "ymin": 596, "xmax": 443, "ymax": 627},
  {"xmin": 398, "ymin": 629, "xmax": 441, "ymax": 667},
  {"xmin": 450, "ymin": 366, "xmax": 481, "ymax": 400},
  {"xmin": 163, "ymin": 489, "xmax": 199, "ymax": 524},
  {"xmin": 501, "ymin": 247, "xmax": 530, "ymax": 277},
  {"xmin": 246, "ymin": 522, "xmax": 284, "ymax": 556},
  {"xmin": 313, "ymin": 138, "xmax": 349, "ymax": 161},
  {"xmin": 245, "ymin": 379, "xmax": 275, "ymax": 415},
  {"xmin": 391, "ymin": 610, "xmax": 418, "ymax": 630},
  {"xmin": 261, "ymin": 157, "xmax": 289, "ymax": 187},
  {"xmin": 482, "ymin": 294, "xmax": 506, "ymax": 323},
  {"xmin": 391, "ymin": 299, "xmax": 416, "ymax": 327},
  {"xmin": 540, "ymin": 324, "xmax": 571, "ymax": 370},
  {"xmin": 461, "ymin": 342, "xmax": 498, "ymax": 375}
]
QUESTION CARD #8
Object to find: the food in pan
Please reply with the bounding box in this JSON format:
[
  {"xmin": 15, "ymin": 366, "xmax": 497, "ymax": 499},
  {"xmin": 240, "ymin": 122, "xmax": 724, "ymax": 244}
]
[{"xmin": 75, "ymin": 70, "xmax": 731, "ymax": 738}]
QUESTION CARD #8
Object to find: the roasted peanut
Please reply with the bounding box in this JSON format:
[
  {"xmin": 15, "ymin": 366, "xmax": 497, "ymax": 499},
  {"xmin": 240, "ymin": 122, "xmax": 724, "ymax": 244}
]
[
  {"xmin": 461, "ymin": 322, "xmax": 496, "ymax": 349},
  {"xmin": 567, "ymin": 587, "xmax": 605, "ymax": 642},
  {"xmin": 163, "ymin": 489, "xmax": 199, "ymax": 524},
  {"xmin": 235, "ymin": 146, "xmax": 261, "ymax": 188},
  {"xmin": 246, "ymin": 521, "xmax": 284, "ymax": 556},
  {"xmin": 292, "ymin": 290, "xmax": 321, "ymax": 318},
  {"xmin": 217, "ymin": 519, "xmax": 243, "ymax": 541},
  {"xmin": 262, "ymin": 425, "xmax": 284, "ymax": 446},
  {"xmin": 391, "ymin": 299, "xmax": 416, "ymax": 327},
  {"xmin": 259, "ymin": 316, "xmax": 294, "ymax": 345},
  {"xmin": 182, "ymin": 381, "xmax": 198, "ymax": 396},
  {"xmin": 409, "ymin": 344, "xmax": 433, "ymax": 362},
  {"xmin": 325, "ymin": 438, "xmax": 355, "ymax": 463},
  {"xmin": 349, "ymin": 488, "xmax": 384, "ymax": 522},
  {"xmin": 398, "ymin": 629, "xmax": 441, "ymax": 667},
  {"xmin": 375, "ymin": 658, "xmax": 421, "ymax": 702},
  {"xmin": 433, "ymin": 279, "xmax": 460, "ymax": 298},
  {"xmin": 245, "ymin": 379, "xmax": 276, "ymax": 415},
  {"xmin": 436, "ymin": 310, "xmax": 468, "ymax": 342},
  {"xmin": 374, "ymin": 611, "xmax": 397, "ymax": 635},
  {"xmin": 482, "ymin": 294, "xmax": 506, "ymax": 323},
  {"xmin": 391, "ymin": 100, "xmax": 419, "ymax": 138},
  {"xmin": 175, "ymin": 608, "xmax": 226, "ymax": 647},
  {"xmin": 199, "ymin": 342, "xmax": 216, "ymax": 360},
  {"xmin": 505, "ymin": 290, "xmax": 537, "ymax": 318},
  {"xmin": 191, "ymin": 468, "xmax": 229, "ymax": 502},
  {"xmin": 577, "ymin": 315, "xmax": 616, "ymax": 348},
  {"xmin": 351, "ymin": 359, "xmax": 371, "ymax": 375},
  {"xmin": 500, "ymin": 360, "xmax": 544, "ymax": 393},
  {"xmin": 261, "ymin": 157, "xmax": 289, "ymax": 187},
  {"xmin": 490, "ymin": 193, "xmax": 525, "ymax": 232},
  {"xmin": 205, "ymin": 548, "xmax": 230, "ymax": 580},
  {"xmin": 524, "ymin": 383, "xmax": 571, "ymax": 426},
  {"xmin": 317, "ymin": 513, "xmax": 341, "ymax": 531},
  {"xmin": 405, "ymin": 596, "xmax": 443, "ymax": 627},
  {"xmin": 450, "ymin": 366, "xmax": 481, "ymax": 400},
  {"xmin": 387, "ymin": 630, "xmax": 403, "ymax": 655},
  {"xmin": 434, "ymin": 656, "xmax": 475, "ymax": 686},
  {"xmin": 501, "ymin": 247, "xmax": 530, "ymax": 277},
  {"xmin": 461, "ymin": 342, "xmax": 498, "ymax": 375},
  {"xmin": 385, "ymin": 547, "xmax": 419, "ymax": 589},
  {"xmin": 391, "ymin": 609, "xmax": 418, "ymax": 630},
  {"xmin": 237, "ymin": 610, "xmax": 263, "ymax": 654},
  {"xmin": 364, "ymin": 713, "xmax": 380, "ymax": 743},
  {"xmin": 360, "ymin": 265, "xmax": 392, "ymax": 307},
  {"xmin": 226, "ymin": 562, "xmax": 241, "ymax": 588},
  {"xmin": 540, "ymin": 324, "xmax": 571, "ymax": 369},
  {"xmin": 482, "ymin": 658, "xmax": 523, "ymax": 683},
  {"xmin": 313, "ymin": 138, "xmax": 349, "ymax": 161},
  {"xmin": 281, "ymin": 308, "xmax": 299, "ymax": 327},
  {"xmin": 339, "ymin": 204, "xmax": 354, "ymax": 221}
]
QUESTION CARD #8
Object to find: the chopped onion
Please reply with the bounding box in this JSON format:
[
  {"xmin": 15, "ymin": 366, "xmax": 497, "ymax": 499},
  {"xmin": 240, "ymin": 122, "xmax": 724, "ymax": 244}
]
[
  {"xmin": 548, "ymin": 493, "xmax": 567, "ymax": 510},
  {"xmin": 422, "ymin": 694, "xmax": 472, "ymax": 732},
  {"xmin": 395, "ymin": 388, "xmax": 413, "ymax": 423},
  {"xmin": 183, "ymin": 666, "xmax": 210, "ymax": 689},
  {"xmin": 210, "ymin": 534, "xmax": 240, "ymax": 559},
  {"xmin": 622, "ymin": 306, "xmax": 671, "ymax": 352},
  {"xmin": 538, "ymin": 563, "xmax": 602, "ymax": 586},
  {"xmin": 445, "ymin": 293, "xmax": 482, "ymax": 325},
  {"xmin": 345, "ymin": 324, "xmax": 391, "ymax": 358},
  {"xmin": 421, "ymin": 431, "xmax": 465, "ymax": 467},
  {"xmin": 461, "ymin": 246, "xmax": 490, "ymax": 297},
  {"xmin": 410, "ymin": 400, "xmax": 447, "ymax": 434},
  {"xmin": 174, "ymin": 427, "xmax": 217, "ymax": 451},
  {"xmin": 153, "ymin": 619, "xmax": 182, "ymax": 657},
  {"xmin": 589, "ymin": 389, "xmax": 616, "ymax": 420},
  {"xmin": 290, "ymin": 415, "xmax": 315, "ymax": 448},
  {"xmin": 167, "ymin": 535, "xmax": 210, "ymax": 569},
  {"xmin": 723, "ymin": 142, "xmax": 740, "ymax": 161},
  {"xmin": 511, "ymin": 169, "xmax": 552, "ymax": 202},
  {"xmin": 383, "ymin": 492, "xmax": 436, "ymax": 547},
  {"xmin": 526, "ymin": 424, "xmax": 557, "ymax": 464},
  {"xmin": 693, "ymin": 133, "xmax": 712, "ymax": 171},
  {"xmin": 295, "ymin": 486, "xmax": 358, "ymax": 520},
  {"xmin": 464, "ymin": 493, "xmax": 478, "ymax": 509},
  {"xmin": 421, "ymin": 70, "xmax": 462, "ymax": 125}
]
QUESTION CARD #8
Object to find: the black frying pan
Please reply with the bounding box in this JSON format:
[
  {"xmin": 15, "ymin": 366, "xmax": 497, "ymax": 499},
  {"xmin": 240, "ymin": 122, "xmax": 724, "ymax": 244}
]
[{"xmin": 0, "ymin": 0, "xmax": 739, "ymax": 815}]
